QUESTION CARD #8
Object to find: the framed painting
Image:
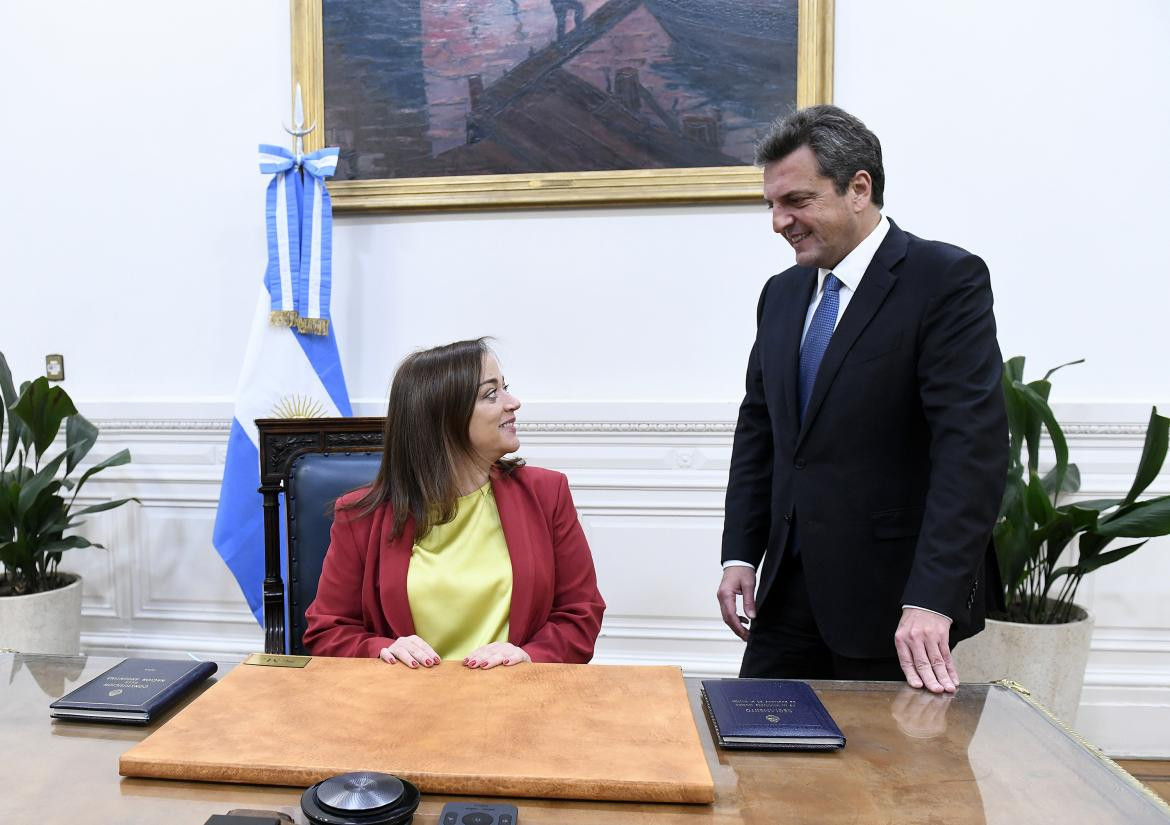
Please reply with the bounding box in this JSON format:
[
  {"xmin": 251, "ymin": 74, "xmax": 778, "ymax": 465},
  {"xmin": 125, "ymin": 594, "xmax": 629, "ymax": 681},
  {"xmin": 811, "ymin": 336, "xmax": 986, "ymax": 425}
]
[{"xmin": 291, "ymin": 0, "xmax": 833, "ymax": 211}]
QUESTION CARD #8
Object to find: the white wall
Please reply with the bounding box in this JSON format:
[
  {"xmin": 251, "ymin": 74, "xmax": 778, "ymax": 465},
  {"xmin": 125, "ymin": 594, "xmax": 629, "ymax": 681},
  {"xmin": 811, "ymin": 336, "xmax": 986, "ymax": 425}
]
[
  {"xmin": 5, "ymin": 1, "xmax": 1168, "ymax": 404},
  {"xmin": 2, "ymin": 1, "xmax": 1169, "ymax": 756}
]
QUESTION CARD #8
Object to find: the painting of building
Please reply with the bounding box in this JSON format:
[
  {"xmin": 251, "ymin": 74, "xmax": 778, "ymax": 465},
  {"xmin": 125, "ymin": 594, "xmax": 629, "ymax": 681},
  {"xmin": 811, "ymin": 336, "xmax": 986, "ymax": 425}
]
[{"xmin": 322, "ymin": 0, "xmax": 799, "ymax": 180}]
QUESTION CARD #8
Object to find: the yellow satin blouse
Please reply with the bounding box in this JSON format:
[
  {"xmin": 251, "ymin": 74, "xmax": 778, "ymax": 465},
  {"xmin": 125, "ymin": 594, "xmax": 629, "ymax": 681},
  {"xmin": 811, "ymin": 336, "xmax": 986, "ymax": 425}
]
[{"xmin": 406, "ymin": 482, "xmax": 513, "ymax": 659}]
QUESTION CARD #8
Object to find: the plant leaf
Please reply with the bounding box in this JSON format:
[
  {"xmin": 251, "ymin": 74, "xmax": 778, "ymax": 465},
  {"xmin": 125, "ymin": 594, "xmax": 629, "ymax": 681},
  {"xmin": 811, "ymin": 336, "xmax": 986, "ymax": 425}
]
[
  {"xmin": 70, "ymin": 497, "xmax": 138, "ymax": 517},
  {"xmin": 10, "ymin": 377, "xmax": 77, "ymax": 459},
  {"xmin": 1041, "ymin": 358, "xmax": 1085, "ymax": 382},
  {"xmin": 1050, "ymin": 564, "xmax": 1086, "ymax": 582},
  {"xmin": 1003, "ymin": 355, "xmax": 1025, "ymax": 384},
  {"xmin": 1094, "ymin": 496, "xmax": 1170, "ymax": 538},
  {"xmin": 1021, "ymin": 379, "xmax": 1049, "ymax": 472},
  {"xmin": 994, "ymin": 517, "xmax": 1031, "ymax": 597},
  {"xmin": 1001, "ymin": 363, "xmax": 1028, "ymax": 474},
  {"xmin": 1077, "ymin": 541, "xmax": 1147, "ymax": 574},
  {"xmin": 0, "ymin": 480, "xmax": 17, "ymax": 542},
  {"xmin": 0, "ymin": 352, "xmax": 26, "ymax": 468},
  {"xmin": 1027, "ymin": 377, "xmax": 1053, "ymax": 404},
  {"xmin": 1078, "ymin": 530, "xmax": 1109, "ymax": 561},
  {"xmin": 15, "ymin": 452, "xmax": 68, "ymax": 516},
  {"xmin": 1013, "ymin": 380, "xmax": 1070, "ymax": 492},
  {"xmin": 999, "ymin": 471, "xmax": 1025, "ymax": 520},
  {"xmin": 25, "ymin": 492, "xmax": 67, "ymax": 542},
  {"xmin": 72, "ymin": 448, "xmax": 132, "ymax": 495},
  {"xmin": 994, "ymin": 475, "xmax": 1034, "ymax": 597},
  {"xmin": 1025, "ymin": 470, "xmax": 1057, "ymax": 523},
  {"xmin": 1036, "ymin": 505, "xmax": 1098, "ymax": 570},
  {"xmin": 65, "ymin": 414, "xmax": 99, "ymax": 475},
  {"xmin": 1122, "ymin": 407, "xmax": 1169, "ymax": 505},
  {"xmin": 0, "ymin": 538, "xmax": 34, "ymax": 570},
  {"xmin": 1072, "ymin": 497, "xmax": 1124, "ymax": 512},
  {"xmin": 1042, "ymin": 463, "xmax": 1081, "ymax": 498},
  {"xmin": 36, "ymin": 535, "xmax": 99, "ymax": 554}
]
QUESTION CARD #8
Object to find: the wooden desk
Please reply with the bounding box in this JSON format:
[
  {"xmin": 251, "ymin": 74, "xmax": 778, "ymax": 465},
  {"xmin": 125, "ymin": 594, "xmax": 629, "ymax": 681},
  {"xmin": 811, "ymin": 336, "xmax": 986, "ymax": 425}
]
[{"xmin": 5, "ymin": 653, "xmax": 1168, "ymax": 824}]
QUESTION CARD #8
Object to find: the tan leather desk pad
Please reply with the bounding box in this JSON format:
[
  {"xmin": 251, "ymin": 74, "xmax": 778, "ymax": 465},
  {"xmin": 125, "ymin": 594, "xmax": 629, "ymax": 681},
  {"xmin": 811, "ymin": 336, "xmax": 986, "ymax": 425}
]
[{"xmin": 119, "ymin": 657, "xmax": 715, "ymax": 803}]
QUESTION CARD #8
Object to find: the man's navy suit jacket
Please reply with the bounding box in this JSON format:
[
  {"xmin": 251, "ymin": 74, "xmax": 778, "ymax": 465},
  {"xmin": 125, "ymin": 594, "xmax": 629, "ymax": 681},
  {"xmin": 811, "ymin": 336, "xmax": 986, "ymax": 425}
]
[{"xmin": 722, "ymin": 219, "xmax": 1008, "ymax": 659}]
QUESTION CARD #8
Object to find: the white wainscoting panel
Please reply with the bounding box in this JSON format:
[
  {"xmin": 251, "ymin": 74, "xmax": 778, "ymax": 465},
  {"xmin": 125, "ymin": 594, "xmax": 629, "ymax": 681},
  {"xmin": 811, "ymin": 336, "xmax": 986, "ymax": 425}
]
[
  {"xmin": 70, "ymin": 419, "xmax": 263, "ymax": 658},
  {"xmin": 64, "ymin": 401, "xmax": 1170, "ymax": 756}
]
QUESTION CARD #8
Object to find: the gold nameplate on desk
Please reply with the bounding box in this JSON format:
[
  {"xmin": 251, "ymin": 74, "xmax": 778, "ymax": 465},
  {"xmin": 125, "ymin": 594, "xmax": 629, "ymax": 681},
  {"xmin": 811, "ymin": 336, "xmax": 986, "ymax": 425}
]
[{"xmin": 242, "ymin": 653, "xmax": 311, "ymax": 668}]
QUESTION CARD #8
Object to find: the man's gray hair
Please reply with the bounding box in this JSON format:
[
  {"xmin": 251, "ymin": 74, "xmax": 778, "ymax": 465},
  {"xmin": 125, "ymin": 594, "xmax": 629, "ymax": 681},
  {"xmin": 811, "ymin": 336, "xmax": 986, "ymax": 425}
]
[{"xmin": 755, "ymin": 105, "xmax": 885, "ymax": 207}]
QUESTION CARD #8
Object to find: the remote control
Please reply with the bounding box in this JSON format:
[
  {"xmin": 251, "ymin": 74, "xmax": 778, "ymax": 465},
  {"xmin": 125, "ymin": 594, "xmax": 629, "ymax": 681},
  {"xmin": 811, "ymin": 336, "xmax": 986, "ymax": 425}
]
[{"xmin": 438, "ymin": 801, "xmax": 518, "ymax": 825}]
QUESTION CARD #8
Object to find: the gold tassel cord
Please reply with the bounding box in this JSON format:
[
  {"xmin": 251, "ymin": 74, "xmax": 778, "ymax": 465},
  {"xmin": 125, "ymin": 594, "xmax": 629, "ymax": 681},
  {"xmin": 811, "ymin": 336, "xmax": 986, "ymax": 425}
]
[
  {"xmin": 992, "ymin": 680, "xmax": 1170, "ymax": 815},
  {"xmin": 294, "ymin": 316, "xmax": 330, "ymax": 336},
  {"xmin": 269, "ymin": 310, "xmax": 329, "ymax": 336}
]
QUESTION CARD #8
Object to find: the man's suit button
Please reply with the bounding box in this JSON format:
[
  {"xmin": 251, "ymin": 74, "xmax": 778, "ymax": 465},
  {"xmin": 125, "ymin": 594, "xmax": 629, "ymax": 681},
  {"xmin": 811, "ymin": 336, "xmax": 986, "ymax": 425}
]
[
  {"xmin": 783, "ymin": 513, "xmax": 792, "ymax": 523},
  {"xmin": 794, "ymin": 459, "xmax": 806, "ymax": 469}
]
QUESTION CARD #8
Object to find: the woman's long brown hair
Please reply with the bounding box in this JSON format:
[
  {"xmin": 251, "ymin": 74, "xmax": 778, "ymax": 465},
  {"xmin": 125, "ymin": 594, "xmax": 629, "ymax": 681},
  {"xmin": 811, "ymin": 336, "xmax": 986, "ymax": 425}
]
[{"xmin": 345, "ymin": 338, "xmax": 523, "ymax": 540}]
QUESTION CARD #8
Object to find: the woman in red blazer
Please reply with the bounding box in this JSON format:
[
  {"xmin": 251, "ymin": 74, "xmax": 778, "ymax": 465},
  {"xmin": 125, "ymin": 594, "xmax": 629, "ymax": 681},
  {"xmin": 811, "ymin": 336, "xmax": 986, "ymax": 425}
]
[{"xmin": 303, "ymin": 338, "xmax": 605, "ymax": 668}]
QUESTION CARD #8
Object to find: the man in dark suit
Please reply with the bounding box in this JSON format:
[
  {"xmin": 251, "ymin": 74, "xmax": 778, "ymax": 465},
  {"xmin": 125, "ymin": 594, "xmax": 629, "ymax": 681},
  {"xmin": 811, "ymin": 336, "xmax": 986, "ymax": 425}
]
[{"xmin": 717, "ymin": 105, "xmax": 1007, "ymax": 693}]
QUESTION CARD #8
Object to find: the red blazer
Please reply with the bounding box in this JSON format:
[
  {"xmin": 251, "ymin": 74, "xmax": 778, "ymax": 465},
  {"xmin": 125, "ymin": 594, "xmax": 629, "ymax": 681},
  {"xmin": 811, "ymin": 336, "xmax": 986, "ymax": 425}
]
[{"xmin": 303, "ymin": 466, "xmax": 605, "ymax": 663}]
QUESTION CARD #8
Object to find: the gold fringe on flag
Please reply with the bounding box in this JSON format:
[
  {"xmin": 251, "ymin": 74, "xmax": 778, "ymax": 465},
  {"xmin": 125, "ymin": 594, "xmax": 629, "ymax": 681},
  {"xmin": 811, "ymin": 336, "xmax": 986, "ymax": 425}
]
[
  {"xmin": 295, "ymin": 316, "xmax": 330, "ymax": 336},
  {"xmin": 269, "ymin": 310, "xmax": 298, "ymax": 328}
]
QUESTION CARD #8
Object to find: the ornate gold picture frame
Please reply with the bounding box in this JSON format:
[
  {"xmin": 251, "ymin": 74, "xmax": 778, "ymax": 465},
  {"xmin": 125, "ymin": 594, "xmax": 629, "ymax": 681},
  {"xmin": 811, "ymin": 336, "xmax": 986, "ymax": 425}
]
[{"xmin": 291, "ymin": 0, "xmax": 834, "ymax": 211}]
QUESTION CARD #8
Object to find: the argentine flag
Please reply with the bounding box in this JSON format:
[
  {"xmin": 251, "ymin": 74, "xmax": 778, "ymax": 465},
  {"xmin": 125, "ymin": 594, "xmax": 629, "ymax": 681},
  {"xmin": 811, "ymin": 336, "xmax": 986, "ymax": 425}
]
[{"xmin": 213, "ymin": 288, "xmax": 352, "ymax": 625}]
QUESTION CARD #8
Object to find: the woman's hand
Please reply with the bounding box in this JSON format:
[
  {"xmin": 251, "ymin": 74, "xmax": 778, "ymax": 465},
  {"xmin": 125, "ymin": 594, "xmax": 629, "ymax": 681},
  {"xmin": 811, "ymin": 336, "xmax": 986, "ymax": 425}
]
[
  {"xmin": 380, "ymin": 636, "xmax": 440, "ymax": 668},
  {"xmin": 463, "ymin": 642, "xmax": 531, "ymax": 669}
]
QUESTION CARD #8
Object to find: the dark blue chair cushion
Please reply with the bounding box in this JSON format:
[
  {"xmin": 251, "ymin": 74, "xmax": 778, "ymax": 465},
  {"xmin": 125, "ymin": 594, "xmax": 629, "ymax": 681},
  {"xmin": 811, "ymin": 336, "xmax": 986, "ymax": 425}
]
[{"xmin": 286, "ymin": 451, "xmax": 381, "ymax": 655}]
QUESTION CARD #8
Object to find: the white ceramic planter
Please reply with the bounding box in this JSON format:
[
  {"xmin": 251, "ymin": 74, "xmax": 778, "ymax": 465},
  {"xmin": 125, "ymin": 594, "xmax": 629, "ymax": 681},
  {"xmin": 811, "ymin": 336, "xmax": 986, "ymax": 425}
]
[
  {"xmin": 0, "ymin": 574, "xmax": 83, "ymax": 655},
  {"xmin": 952, "ymin": 606, "xmax": 1093, "ymax": 726}
]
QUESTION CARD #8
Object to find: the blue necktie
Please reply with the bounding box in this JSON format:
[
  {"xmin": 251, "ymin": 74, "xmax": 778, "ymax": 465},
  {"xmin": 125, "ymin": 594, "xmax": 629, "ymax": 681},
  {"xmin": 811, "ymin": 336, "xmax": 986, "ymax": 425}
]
[{"xmin": 798, "ymin": 273, "xmax": 842, "ymax": 420}]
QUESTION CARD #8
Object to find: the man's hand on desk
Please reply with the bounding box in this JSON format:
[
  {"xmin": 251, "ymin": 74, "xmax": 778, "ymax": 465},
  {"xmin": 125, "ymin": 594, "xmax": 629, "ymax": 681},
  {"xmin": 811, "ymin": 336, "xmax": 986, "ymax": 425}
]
[
  {"xmin": 895, "ymin": 607, "xmax": 958, "ymax": 693},
  {"xmin": 380, "ymin": 635, "xmax": 441, "ymax": 668},
  {"xmin": 464, "ymin": 642, "xmax": 531, "ymax": 669}
]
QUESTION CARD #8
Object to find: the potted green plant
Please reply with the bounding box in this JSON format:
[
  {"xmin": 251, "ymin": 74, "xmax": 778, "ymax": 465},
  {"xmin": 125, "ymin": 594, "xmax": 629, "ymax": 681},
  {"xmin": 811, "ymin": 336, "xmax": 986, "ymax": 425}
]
[
  {"xmin": 0, "ymin": 353, "xmax": 136, "ymax": 653},
  {"xmin": 954, "ymin": 356, "xmax": 1170, "ymax": 723}
]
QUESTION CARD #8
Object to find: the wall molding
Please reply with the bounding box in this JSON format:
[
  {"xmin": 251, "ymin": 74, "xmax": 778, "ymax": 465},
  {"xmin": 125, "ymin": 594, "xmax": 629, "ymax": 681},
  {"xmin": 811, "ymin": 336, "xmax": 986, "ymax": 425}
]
[
  {"xmin": 88, "ymin": 398, "xmax": 1166, "ymax": 439},
  {"xmin": 91, "ymin": 417, "xmax": 740, "ymax": 435},
  {"xmin": 1062, "ymin": 424, "xmax": 1148, "ymax": 436},
  {"xmin": 95, "ymin": 419, "xmax": 231, "ymax": 433},
  {"xmin": 87, "ymin": 419, "xmax": 1158, "ymax": 438}
]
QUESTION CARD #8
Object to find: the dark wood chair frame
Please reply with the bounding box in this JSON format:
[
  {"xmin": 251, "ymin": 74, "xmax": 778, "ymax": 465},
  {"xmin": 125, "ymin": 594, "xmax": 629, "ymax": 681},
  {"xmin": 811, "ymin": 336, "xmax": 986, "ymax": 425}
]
[{"xmin": 255, "ymin": 416, "xmax": 385, "ymax": 654}]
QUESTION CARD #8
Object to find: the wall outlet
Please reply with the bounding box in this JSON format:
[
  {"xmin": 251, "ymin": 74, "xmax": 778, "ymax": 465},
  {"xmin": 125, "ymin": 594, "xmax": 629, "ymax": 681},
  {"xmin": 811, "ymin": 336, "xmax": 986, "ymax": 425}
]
[{"xmin": 45, "ymin": 353, "xmax": 65, "ymax": 381}]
